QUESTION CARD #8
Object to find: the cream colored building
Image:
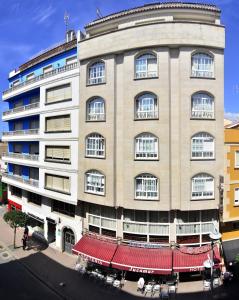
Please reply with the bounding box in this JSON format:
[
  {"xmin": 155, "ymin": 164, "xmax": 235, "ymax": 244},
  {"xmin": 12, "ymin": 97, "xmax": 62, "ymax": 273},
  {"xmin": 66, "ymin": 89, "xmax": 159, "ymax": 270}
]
[{"xmin": 78, "ymin": 3, "xmax": 225, "ymax": 245}]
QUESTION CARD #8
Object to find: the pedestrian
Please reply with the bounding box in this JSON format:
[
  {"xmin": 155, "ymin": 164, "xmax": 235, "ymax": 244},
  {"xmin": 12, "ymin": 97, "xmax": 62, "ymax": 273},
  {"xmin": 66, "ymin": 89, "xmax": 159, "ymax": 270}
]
[
  {"xmin": 24, "ymin": 225, "xmax": 29, "ymax": 237},
  {"xmin": 22, "ymin": 235, "xmax": 27, "ymax": 250}
]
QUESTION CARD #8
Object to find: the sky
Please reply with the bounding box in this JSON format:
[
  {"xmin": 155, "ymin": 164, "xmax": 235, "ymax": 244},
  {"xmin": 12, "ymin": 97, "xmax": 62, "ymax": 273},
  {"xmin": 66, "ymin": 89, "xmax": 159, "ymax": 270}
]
[{"xmin": 0, "ymin": 0, "xmax": 238, "ymax": 133}]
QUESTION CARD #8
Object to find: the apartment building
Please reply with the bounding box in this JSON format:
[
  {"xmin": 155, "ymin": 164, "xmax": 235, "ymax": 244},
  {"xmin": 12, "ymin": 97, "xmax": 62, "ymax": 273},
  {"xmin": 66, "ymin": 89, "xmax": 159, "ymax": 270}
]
[
  {"xmin": 2, "ymin": 34, "xmax": 80, "ymax": 252},
  {"xmin": 222, "ymin": 122, "xmax": 239, "ymax": 264},
  {"xmin": 76, "ymin": 2, "xmax": 225, "ymax": 251}
]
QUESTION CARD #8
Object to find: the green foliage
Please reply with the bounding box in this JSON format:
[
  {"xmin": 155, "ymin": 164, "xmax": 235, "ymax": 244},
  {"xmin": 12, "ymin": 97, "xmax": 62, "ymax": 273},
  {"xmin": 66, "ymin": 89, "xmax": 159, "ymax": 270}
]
[{"xmin": 3, "ymin": 210, "xmax": 28, "ymax": 229}]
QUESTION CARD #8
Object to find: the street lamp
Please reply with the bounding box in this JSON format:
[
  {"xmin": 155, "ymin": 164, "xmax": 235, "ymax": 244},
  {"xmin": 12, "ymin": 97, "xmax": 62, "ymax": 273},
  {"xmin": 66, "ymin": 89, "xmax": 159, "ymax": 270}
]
[{"xmin": 204, "ymin": 228, "xmax": 221, "ymax": 293}]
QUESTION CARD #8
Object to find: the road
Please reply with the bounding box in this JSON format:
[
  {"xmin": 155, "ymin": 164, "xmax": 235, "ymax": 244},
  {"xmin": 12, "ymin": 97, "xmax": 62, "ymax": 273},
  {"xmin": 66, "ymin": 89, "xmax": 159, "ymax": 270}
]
[{"xmin": 0, "ymin": 244, "xmax": 62, "ymax": 300}]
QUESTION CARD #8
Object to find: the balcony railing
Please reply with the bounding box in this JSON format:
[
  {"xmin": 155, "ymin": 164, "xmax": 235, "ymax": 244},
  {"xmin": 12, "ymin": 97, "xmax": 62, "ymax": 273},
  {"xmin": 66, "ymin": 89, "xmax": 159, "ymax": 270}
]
[
  {"xmin": 135, "ymin": 110, "xmax": 158, "ymax": 120},
  {"xmin": 3, "ymin": 62, "xmax": 78, "ymax": 96},
  {"xmin": 2, "ymin": 129, "xmax": 39, "ymax": 136},
  {"xmin": 3, "ymin": 152, "xmax": 39, "ymax": 161},
  {"xmin": 2, "ymin": 173, "xmax": 39, "ymax": 187},
  {"xmin": 191, "ymin": 110, "xmax": 214, "ymax": 119},
  {"xmin": 3, "ymin": 102, "xmax": 40, "ymax": 117}
]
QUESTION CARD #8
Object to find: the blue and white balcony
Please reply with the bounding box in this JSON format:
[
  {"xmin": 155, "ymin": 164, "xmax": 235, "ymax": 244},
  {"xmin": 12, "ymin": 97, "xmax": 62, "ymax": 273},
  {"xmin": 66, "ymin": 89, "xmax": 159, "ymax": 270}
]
[{"xmin": 2, "ymin": 102, "xmax": 40, "ymax": 121}]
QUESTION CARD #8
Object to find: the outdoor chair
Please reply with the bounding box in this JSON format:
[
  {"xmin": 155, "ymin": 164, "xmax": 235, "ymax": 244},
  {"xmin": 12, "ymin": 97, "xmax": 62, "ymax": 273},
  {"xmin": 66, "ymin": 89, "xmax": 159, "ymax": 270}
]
[
  {"xmin": 106, "ymin": 275, "xmax": 114, "ymax": 284},
  {"xmin": 203, "ymin": 280, "xmax": 211, "ymax": 291},
  {"xmin": 113, "ymin": 279, "xmax": 121, "ymax": 288},
  {"xmin": 144, "ymin": 284, "xmax": 153, "ymax": 296},
  {"xmin": 152, "ymin": 284, "xmax": 160, "ymax": 296}
]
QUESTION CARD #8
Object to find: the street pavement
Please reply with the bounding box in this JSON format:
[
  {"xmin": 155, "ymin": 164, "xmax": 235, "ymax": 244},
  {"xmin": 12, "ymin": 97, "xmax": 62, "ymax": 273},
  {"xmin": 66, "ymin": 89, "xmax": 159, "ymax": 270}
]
[{"xmin": 0, "ymin": 204, "xmax": 239, "ymax": 300}]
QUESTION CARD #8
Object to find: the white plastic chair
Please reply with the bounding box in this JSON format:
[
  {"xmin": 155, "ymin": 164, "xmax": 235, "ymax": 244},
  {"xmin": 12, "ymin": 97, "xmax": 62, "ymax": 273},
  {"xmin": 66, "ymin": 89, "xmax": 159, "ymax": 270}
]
[
  {"xmin": 106, "ymin": 276, "xmax": 114, "ymax": 284},
  {"xmin": 203, "ymin": 280, "xmax": 211, "ymax": 291},
  {"xmin": 113, "ymin": 279, "xmax": 121, "ymax": 288},
  {"xmin": 152, "ymin": 284, "xmax": 160, "ymax": 296},
  {"xmin": 144, "ymin": 284, "xmax": 153, "ymax": 296}
]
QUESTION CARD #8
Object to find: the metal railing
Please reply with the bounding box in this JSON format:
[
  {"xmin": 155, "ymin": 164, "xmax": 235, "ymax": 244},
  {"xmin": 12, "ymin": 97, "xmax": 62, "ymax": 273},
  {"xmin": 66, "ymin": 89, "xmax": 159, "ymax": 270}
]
[
  {"xmin": 2, "ymin": 129, "xmax": 39, "ymax": 136},
  {"xmin": 135, "ymin": 110, "xmax": 158, "ymax": 119},
  {"xmin": 3, "ymin": 152, "xmax": 39, "ymax": 161},
  {"xmin": 3, "ymin": 102, "xmax": 40, "ymax": 116},
  {"xmin": 3, "ymin": 62, "xmax": 78, "ymax": 96},
  {"xmin": 2, "ymin": 173, "xmax": 39, "ymax": 187}
]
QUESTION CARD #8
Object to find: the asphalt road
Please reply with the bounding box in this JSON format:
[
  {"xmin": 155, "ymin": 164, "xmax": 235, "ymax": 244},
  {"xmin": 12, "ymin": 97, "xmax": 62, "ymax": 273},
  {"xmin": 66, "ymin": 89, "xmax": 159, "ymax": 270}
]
[{"xmin": 0, "ymin": 249, "xmax": 61, "ymax": 300}]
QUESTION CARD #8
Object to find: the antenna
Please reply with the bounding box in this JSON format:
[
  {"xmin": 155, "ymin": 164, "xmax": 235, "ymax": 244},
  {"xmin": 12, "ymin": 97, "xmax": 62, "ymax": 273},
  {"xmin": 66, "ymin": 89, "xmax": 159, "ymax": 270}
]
[
  {"xmin": 64, "ymin": 11, "xmax": 70, "ymax": 34},
  {"xmin": 96, "ymin": 7, "xmax": 103, "ymax": 19}
]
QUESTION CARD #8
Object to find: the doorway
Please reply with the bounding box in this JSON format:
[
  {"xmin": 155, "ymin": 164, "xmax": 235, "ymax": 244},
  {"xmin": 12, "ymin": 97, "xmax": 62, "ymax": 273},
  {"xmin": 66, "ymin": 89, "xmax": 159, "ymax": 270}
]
[{"xmin": 63, "ymin": 228, "xmax": 75, "ymax": 254}]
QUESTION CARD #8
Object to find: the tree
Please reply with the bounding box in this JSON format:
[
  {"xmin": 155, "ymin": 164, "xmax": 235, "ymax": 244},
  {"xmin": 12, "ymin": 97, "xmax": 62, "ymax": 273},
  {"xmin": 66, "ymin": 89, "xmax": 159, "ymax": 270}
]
[{"xmin": 3, "ymin": 210, "xmax": 28, "ymax": 248}]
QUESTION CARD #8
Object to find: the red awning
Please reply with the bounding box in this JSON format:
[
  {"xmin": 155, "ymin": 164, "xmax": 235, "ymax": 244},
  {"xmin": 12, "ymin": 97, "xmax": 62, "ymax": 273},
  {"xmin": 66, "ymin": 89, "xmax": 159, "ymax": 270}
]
[
  {"xmin": 72, "ymin": 235, "xmax": 118, "ymax": 267},
  {"xmin": 173, "ymin": 245, "xmax": 221, "ymax": 273},
  {"xmin": 111, "ymin": 245, "xmax": 172, "ymax": 274}
]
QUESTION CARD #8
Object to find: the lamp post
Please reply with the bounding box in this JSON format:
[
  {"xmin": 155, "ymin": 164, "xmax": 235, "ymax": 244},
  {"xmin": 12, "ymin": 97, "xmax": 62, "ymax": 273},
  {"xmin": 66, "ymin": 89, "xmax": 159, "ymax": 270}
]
[{"xmin": 204, "ymin": 228, "xmax": 221, "ymax": 294}]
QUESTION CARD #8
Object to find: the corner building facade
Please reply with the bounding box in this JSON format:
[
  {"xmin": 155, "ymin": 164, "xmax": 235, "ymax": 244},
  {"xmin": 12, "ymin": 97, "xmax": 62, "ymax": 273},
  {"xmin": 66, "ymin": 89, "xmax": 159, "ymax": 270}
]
[{"xmin": 78, "ymin": 3, "xmax": 225, "ymax": 245}]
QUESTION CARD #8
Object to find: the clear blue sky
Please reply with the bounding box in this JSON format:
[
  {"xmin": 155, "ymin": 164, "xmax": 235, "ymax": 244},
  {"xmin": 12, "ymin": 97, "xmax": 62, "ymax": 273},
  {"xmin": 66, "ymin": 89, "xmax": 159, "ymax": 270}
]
[{"xmin": 0, "ymin": 0, "xmax": 238, "ymax": 133}]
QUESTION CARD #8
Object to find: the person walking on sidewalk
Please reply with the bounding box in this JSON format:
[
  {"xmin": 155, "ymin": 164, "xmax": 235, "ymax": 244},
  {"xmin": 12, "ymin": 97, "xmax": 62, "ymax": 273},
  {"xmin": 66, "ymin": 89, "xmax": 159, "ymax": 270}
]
[{"xmin": 22, "ymin": 233, "xmax": 28, "ymax": 250}]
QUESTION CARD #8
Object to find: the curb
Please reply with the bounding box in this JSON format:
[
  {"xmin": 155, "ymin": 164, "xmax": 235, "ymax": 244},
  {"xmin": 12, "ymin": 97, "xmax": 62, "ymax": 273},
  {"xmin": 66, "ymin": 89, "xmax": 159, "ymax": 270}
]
[{"xmin": 0, "ymin": 240, "xmax": 69, "ymax": 300}]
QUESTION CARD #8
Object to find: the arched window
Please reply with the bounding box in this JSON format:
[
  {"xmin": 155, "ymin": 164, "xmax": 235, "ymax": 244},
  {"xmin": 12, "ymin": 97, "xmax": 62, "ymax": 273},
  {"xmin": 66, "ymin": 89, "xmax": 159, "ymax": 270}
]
[
  {"xmin": 191, "ymin": 53, "xmax": 214, "ymax": 78},
  {"xmin": 191, "ymin": 173, "xmax": 214, "ymax": 200},
  {"xmin": 135, "ymin": 133, "xmax": 158, "ymax": 159},
  {"xmin": 135, "ymin": 173, "xmax": 158, "ymax": 200},
  {"xmin": 85, "ymin": 170, "xmax": 105, "ymax": 195},
  {"xmin": 86, "ymin": 133, "xmax": 105, "ymax": 158},
  {"xmin": 88, "ymin": 61, "xmax": 105, "ymax": 85},
  {"xmin": 191, "ymin": 93, "xmax": 214, "ymax": 119},
  {"xmin": 135, "ymin": 53, "xmax": 157, "ymax": 78},
  {"xmin": 86, "ymin": 97, "xmax": 105, "ymax": 121},
  {"xmin": 135, "ymin": 93, "xmax": 158, "ymax": 119},
  {"xmin": 191, "ymin": 132, "xmax": 214, "ymax": 159}
]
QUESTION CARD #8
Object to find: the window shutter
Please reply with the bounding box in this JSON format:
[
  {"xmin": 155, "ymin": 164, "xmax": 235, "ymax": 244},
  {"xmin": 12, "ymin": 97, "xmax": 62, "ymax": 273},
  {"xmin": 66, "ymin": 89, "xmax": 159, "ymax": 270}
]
[
  {"xmin": 64, "ymin": 115, "xmax": 71, "ymax": 131},
  {"xmin": 46, "ymin": 84, "xmax": 71, "ymax": 103},
  {"xmin": 63, "ymin": 177, "xmax": 70, "ymax": 192},
  {"xmin": 46, "ymin": 147, "xmax": 53, "ymax": 158},
  {"xmin": 46, "ymin": 174, "xmax": 53, "ymax": 188}
]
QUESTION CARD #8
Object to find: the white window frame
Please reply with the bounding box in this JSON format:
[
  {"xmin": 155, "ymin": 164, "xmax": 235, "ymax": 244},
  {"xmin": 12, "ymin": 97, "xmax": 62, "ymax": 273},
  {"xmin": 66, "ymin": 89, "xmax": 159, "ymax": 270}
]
[
  {"xmin": 191, "ymin": 173, "xmax": 214, "ymax": 200},
  {"xmin": 191, "ymin": 132, "xmax": 215, "ymax": 159},
  {"xmin": 191, "ymin": 93, "xmax": 214, "ymax": 119},
  {"xmin": 135, "ymin": 53, "xmax": 157, "ymax": 79},
  {"xmin": 88, "ymin": 61, "xmax": 105, "ymax": 85},
  {"xmin": 135, "ymin": 133, "xmax": 158, "ymax": 159},
  {"xmin": 234, "ymin": 188, "xmax": 239, "ymax": 206},
  {"xmin": 87, "ymin": 97, "xmax": 105, "ymax": 121},
  {"xmin": 66, "ymin": 56, "xmax": 77, "ymax": 65},
  {"xmin": 26, "ymin": 73, "xmax": 35, "ymax": 81},
  {"xmin": 43, "ymin": 64, "xmax": 53, "ymax": 74},
  {"xmin": 135, "ymin": 174, "xmax": 159, "ymax": 200},
  {"xmin": 86, "ymin": 133, "xmax": 105, "ymax": 158},
  {"xmin": 235, "ymin": 151, "xmax": 239, "ymax": 168},
  {"xmin": 135, "ymin": 93, "xmax": 158, "ymax": 119},
  {"xmin": 85, "ymin": 170, "xmax": 105, "ymax": 195},
  {"xmin": 191, "ymin": 53, "xmax": 214, "ymax": 78}
]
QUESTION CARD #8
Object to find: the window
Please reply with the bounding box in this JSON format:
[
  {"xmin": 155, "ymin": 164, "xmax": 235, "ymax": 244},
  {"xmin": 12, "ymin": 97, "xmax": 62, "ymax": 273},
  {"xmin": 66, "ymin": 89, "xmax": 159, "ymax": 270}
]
[
  {"xmin": 235, "ymin": 151, "xmax": 239, "ymax": 168},
  {"xmin": 29, "ymin": 144, "xmax": 39, "ymax": 155},
  {"xmin": 191, "ymin": 132, "xmax": 214, "ymax": 159},
  {"xmin": 191, "ymin": 93, "xmax": 214, "ymax": 119},
  {"xmin": 45, "ymin": 146, "xmax": 70, "ymax": 162},
  {"xmin": 26, "ymin": 73, "xmax": 35, "ymax": 81},
  {"xmin": 30, "ymin": 119, "xmax": 39, "ymax": 129},
  {"xmin": 45, "ymin": 115, "xmax": 71, "ymax": 133},
  {"xmin": 52, "ymin": 200, "xmax": 75, "ymax": 217},
  {"xmin": 85, "ymin": 170, "xmax": 105, "ymax": 195},
  {"xmin": 29, "ymin": 167, "xmax": 39, "ymax": 181},
  {"xmin": 66, "ymin": 56, "xmax": 77, "ymax": 65},
  {"xmin": 191, "ymin": 53, "xmax": 214, "ymax": 78},
  {"xmin": 29, "ymin": 96, "xmax": 40, "ymax": 104},
  {"xmin": 86, "ymin": 97, "xmax": 105, "ymax": 121},
  {"xmin": 13, "ymin": 143, "xmax": 22, "ymax": 153},
  {"xmin": 46, "ymin": 84, "xmax": 71, "ymax": 104},
  {"xmin": 13, "ymin": 121, "xmax": 23, "ymax": 131},
  {"xmin": 135, "ymin": 53, "xmax": 157, "ymax": 79},
  {"xmin": 28, "ymin": 192, "xmax": 42, "ymax": 206},
  {"xmin": 12, "ymin": 80, "xmax": 20, "ymax": 87},
  {"xmin": 45, "ymin": 174, "xmax": 70, "ymax": 194},
  {"xmin": 13, "ymin": 165, "xmax": 22, "ymax": 176},
  {"xmin": 235, "ymin": 188, "xmax": 239, "ymax": 206},
  {"xmin": 135, "ymin": 93, "xmax": 158, "ymax": 119},
  {"xmin": 191, "ymin": 173, "xmax": 214, "ymax": 200},
  {"xmin": 135, "ymin": 133, "xmax": 158, "ymax": 159},
  {"xmin": 86, "ymin": 133, "xmax": 105, "ymax": 158},
  {"xmin": 11, "ymin": 186, "xmax": 22, "ymax": 198},
  {"xmin": 135, "ymin": 174, "xmax": 158, "ymax": 200},
  {"xmin": 13, "ymin": 100, "xmax": 23, "ymax": 108},
  {"xmin": 43, "ymin": 65, "xmax": 53, "ymax": 74},
  {"xmin": 88, "ymin": 61, "xmax": 105, "ymax": 85}
]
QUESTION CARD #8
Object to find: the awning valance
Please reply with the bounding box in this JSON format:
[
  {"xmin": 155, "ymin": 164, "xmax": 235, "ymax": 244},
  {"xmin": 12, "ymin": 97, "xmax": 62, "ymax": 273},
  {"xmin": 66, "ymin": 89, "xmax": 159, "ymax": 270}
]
[{"xmin": 111, "ymin": 244, "xmax": 172, "ymax": 274}]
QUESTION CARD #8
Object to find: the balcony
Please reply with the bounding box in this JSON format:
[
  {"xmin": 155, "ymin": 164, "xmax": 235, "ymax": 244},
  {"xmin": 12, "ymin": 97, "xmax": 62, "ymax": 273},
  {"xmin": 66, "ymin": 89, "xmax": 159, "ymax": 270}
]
[
  {"xmin": 135, "ymin": 110, "xmax": 158, "ymax": 120},
  {"xmin": 3, "ymin": 62, "xmax": 78, "ymax": 97},
  {"xmin": 3, "ymin": 102, "xmax": 39, "ymax": 117},
  {"xmin": 2, "ymin": 173, "xmax": 39, "ymax": 187},
  {"xmin": 2, "ymin": 129, "xmax": 39, "ymax": 136},
  {"xmin": 3, "ymin": 152, "xmax": 39, "ymax": 161}
]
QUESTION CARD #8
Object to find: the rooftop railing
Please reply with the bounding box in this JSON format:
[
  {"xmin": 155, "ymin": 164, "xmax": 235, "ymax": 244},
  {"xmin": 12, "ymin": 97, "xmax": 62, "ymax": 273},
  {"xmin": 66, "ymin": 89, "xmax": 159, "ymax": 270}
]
[
  {"xmin": 3, "ymin": 152, "xmax": 39, "ymax": 161},
  {"xmin": 2, "ymin": 173, "xmax": 39, "ymax": 187},
  {"xmin": 2, "ymin": 129, "xmax": 39, "ymax": 136},
  {"xmin": 3, "ymin": 102, "xmax": 40, "ymax": 117},
  {"xmin": 3, "ymin": 62, "xmax": 78, "ymax": 96}
]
